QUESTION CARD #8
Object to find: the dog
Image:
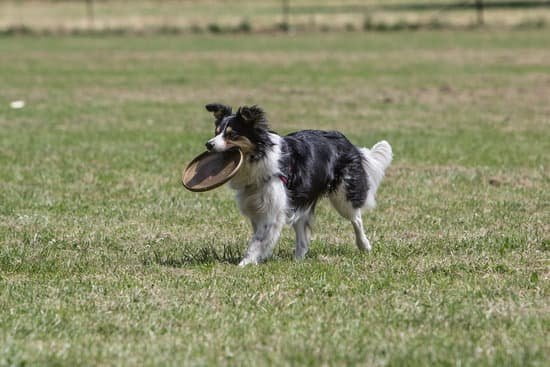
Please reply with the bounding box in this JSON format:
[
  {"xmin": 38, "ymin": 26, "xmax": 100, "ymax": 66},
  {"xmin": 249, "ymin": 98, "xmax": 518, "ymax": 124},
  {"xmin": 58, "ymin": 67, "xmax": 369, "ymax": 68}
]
[{"xmin": 204, "ymin": 103, "xmax": 392, "ymax": 266}]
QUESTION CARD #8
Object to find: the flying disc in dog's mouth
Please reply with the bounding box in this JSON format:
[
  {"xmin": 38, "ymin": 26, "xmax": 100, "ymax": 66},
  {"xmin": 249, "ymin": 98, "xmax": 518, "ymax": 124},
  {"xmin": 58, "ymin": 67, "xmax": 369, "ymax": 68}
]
[{"xmin": 182, "ymin": 149, "xmax": 243, "ymax": 192}]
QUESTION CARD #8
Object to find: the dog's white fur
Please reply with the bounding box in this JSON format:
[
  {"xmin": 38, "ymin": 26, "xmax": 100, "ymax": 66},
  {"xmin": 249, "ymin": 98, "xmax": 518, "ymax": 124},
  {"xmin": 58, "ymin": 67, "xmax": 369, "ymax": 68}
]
[
  {"xmin": 228, "ymin": 133, "xmax": 392, "ymax": 266},
  {"xmin": 360, "ymin": 140, "xmax": 393, "ymax": 210},
  {"xmin": 207, "ymin": 132, "xmax": 229, "ymax": 152}
]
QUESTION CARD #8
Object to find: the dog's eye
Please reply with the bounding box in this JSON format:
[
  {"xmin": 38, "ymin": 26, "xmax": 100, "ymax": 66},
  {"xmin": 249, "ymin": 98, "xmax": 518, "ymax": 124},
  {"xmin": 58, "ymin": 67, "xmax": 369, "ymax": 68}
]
[{"xmin": 225, "ymin": 131, "xmax": 236, "ymax": 139}]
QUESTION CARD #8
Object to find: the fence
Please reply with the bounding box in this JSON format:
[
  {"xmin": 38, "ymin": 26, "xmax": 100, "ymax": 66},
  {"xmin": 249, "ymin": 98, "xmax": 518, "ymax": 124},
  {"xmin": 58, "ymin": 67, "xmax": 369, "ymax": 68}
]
[{"xmin": 1, "ymin": 0, "xmax": 549, "ymax": 34}]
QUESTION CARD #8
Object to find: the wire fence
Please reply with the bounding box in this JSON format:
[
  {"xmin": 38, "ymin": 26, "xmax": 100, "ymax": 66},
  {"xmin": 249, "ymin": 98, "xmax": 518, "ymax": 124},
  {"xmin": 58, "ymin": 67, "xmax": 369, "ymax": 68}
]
[{"xmin": 1, "ymin": 0, "xmax": 549, "ymax": 34}]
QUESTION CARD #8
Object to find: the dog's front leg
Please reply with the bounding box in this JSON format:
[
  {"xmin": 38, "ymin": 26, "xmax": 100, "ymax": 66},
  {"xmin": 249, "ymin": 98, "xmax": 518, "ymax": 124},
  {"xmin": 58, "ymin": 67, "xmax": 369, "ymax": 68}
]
[{"xmin": 239, "ymin": 216, "xmax": 284, "ymax": 266}]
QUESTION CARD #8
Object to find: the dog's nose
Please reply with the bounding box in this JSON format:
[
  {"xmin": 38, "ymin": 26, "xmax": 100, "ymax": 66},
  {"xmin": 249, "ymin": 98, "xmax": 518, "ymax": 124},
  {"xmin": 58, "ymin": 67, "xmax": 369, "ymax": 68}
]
[{"xmin": 205, "ymin": 141, "xmax": 214, "ymax": 151}]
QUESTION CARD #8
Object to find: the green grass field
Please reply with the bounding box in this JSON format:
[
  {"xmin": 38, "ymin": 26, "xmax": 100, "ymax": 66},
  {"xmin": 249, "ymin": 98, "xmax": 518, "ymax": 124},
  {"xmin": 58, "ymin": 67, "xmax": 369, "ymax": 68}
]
[{"xmin": 0, "ymin": 30, "xmax": 549, "ymax": 366}]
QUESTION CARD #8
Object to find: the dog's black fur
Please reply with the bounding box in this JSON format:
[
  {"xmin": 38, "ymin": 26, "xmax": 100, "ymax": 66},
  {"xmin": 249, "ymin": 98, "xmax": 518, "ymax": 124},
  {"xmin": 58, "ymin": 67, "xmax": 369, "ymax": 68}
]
[{"xmin": 280, "ymin": 130, "xmax": 368, "ymax": 210}]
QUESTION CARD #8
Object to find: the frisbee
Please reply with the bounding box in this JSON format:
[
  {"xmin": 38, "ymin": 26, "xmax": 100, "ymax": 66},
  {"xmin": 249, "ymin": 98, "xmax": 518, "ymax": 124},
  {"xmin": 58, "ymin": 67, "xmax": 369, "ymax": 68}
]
[{"xmin": 182, "ymin": 149, "xmax": 243, "ymax": 192}]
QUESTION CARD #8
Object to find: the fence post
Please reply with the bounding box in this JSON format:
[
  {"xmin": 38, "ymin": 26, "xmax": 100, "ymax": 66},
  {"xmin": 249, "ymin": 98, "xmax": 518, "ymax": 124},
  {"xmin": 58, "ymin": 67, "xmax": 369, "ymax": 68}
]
[
  {"xmin": 282, "ymin": 0, "xmax": 290, "ymax": 31},
  {"xmin": 85, "ymin": 0, "xmax": 95, "ymax": 28},
  {"xmin": 475, "ymin": 0, "xmax": 484, "ymax": 26}
]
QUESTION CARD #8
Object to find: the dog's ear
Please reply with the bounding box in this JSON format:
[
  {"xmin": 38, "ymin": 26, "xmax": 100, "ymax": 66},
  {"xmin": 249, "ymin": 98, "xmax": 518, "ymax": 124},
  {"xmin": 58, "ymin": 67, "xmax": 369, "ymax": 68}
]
[
  {"xmin": 205, "ymin": 103, "xmax": 232, "ymax": 122},
  {"xmin": 237, "ymin": 105, "xmax": 268, "ymax": 128}
]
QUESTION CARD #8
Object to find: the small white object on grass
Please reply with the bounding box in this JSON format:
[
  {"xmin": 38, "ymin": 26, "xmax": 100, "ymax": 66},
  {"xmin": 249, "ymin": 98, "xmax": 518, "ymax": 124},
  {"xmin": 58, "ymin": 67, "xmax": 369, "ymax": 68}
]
[{"xmin": 10, "ymin": 100, "xmax": 25, "ymax": 109}]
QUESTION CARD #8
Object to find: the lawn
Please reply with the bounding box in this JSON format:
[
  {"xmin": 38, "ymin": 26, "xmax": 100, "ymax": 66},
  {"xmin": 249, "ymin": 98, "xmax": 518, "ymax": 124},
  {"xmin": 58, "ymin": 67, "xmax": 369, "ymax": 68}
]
[{"xmin": 0, "ymin": 30, "xmax": 548, "ymax": 366}]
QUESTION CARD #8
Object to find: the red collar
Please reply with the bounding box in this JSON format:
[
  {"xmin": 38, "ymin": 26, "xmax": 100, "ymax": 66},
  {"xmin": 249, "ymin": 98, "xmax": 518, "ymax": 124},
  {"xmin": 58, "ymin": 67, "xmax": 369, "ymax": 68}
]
[{"xmin": 278, "ymin": 174, "xmax": 289, "ymax": 186}]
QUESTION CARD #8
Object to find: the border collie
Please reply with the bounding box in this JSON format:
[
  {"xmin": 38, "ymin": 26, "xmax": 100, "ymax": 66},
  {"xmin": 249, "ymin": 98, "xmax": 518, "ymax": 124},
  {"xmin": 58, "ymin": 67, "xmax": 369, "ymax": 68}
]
[{"xmin": 204, "ymin": 103, "xmax": 392, "ymax": 266}]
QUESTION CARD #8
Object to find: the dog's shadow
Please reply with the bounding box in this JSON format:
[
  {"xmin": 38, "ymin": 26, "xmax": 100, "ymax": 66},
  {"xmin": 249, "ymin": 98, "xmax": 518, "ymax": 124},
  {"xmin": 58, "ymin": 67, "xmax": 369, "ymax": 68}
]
[
  {"xmin": 148, "ymin": 243, "xmax": 243, "ymax": 267},
  {"xmin": 146, "ymin": 242, "xmax": 301, "ymax": 267}
]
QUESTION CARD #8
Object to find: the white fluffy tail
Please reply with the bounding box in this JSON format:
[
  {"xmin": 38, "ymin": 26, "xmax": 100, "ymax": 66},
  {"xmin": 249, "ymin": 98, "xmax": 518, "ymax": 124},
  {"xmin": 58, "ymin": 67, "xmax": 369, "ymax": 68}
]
[{"xmin": 359, "ymin": 140, "xmax": 393, "ymax": 209}]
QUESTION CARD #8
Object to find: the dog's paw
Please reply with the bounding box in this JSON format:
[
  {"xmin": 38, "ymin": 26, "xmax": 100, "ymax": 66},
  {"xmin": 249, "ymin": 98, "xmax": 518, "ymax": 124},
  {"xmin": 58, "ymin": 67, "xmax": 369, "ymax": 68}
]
[
  {"xmin": 364, "ymin": 238, "xmax": 372, "ymax": 251},
  {"xmin": 294, "ymin": 250, "xmax": 308, "ymax": 261},
  {"xmin": 238, "ymin": 257, "xmax": 258, "ymax": 267},
  {"xmin": 356, "ymin": 237, "xmax": 371, "ymax": 252}
]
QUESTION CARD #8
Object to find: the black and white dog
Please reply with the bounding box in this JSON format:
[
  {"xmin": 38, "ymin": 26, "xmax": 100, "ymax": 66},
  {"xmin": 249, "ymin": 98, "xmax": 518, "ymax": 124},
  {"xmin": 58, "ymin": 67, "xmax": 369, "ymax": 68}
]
[{"xmin": 204, "ymin": 103, "xmax": 392, "ymax": 266}]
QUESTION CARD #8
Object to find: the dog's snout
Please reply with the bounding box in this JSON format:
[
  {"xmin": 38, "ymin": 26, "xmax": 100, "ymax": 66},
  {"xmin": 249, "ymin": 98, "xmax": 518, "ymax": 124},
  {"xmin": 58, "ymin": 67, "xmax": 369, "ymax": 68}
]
[{"xmin": 205, "ymin": 141, "xmax": 214, "ymax": 151}]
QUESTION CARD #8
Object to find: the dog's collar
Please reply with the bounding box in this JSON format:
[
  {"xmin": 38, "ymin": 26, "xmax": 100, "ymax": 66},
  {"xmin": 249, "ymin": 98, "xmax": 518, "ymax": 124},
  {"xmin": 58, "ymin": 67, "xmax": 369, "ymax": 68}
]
[{"xmin": 278, "ymin": 174, "xmax": 289, "ymax": 186}]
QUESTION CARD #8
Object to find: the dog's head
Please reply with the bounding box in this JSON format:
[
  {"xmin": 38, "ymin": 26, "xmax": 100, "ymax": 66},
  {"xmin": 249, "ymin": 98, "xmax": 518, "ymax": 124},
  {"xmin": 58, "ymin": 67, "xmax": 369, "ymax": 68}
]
[{"xmin": 204, "ymin": 103, "xmax": 270, "ymax": 155}]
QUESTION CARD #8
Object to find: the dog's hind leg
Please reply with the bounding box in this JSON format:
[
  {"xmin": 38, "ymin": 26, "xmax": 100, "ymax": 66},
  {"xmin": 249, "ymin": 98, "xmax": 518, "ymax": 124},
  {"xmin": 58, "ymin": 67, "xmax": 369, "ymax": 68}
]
[
  {"xmin": 329, "ymin": 186, "xmax": 371, "ymax": 252},
  {"xmin": 350, "ymin": 211, "xmax": 371, "ymax": 252},
  {"xmin": 292, "ymin": 209, "xmax": 314, "ymax": 260}
]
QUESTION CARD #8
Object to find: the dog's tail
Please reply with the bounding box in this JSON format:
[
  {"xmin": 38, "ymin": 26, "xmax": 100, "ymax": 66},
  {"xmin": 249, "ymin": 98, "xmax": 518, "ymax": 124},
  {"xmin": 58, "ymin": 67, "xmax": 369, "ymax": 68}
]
[{"xmin": 359, "ymin": 140, "xmax": 393, "ymax": 210}]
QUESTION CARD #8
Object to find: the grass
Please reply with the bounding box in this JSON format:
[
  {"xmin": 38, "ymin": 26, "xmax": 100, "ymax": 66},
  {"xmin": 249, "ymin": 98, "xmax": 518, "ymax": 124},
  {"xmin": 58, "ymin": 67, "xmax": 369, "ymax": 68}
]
[{"xmin": 0, "ymin": 30, "xmax": 549, "ymax": 366}]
